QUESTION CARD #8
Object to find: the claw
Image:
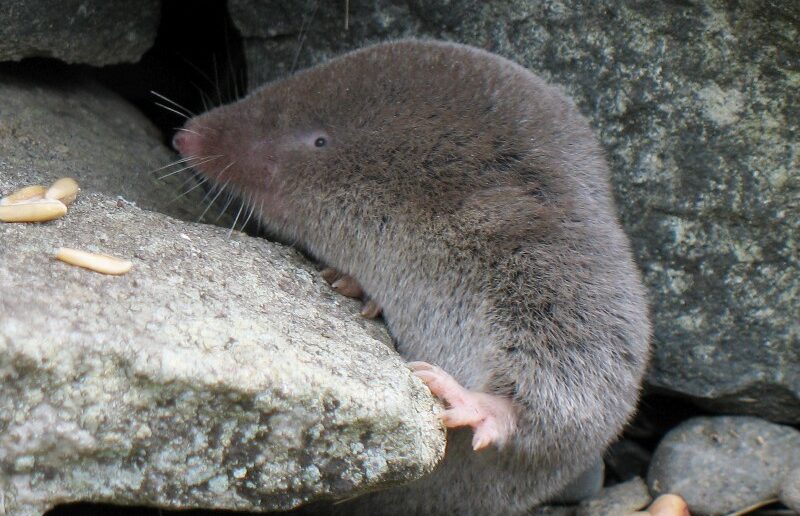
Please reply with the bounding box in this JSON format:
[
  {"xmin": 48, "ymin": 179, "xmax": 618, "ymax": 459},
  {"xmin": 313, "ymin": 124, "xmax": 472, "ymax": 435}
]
[
  {"xmin": 321, "ymin": 267, "xmax": 339, "ymax": 284},
  {"xmin": 361, "ymin": 299, "xmax": 382, "ymax": 318},
  {"xmin": 409, "ymin": 360, "xmax": 516, "ymax": 450}
]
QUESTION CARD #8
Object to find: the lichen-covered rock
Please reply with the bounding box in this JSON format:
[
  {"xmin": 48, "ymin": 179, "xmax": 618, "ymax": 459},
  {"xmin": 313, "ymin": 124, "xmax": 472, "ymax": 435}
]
[
  {"xmin": 229, "ymin": 0, "xmax": 800, "ymax": 422},
  {"xmin": 0, "ymin": 63, "xmax": 216, "ymax": 224},
  {"xmin": 0, "ymin": 0, "xmax": 159, "ymax": 65},
  {"xmin": 0, "ymin": 191, "xmax": 445, "ymax": 516},
  {"xmin": 647, "ymin": 416, "xmax": 800, "ymax": 515}
]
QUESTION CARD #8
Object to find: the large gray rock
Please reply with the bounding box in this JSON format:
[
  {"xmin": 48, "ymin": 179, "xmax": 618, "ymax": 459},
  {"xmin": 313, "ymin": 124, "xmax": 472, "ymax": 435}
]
[
  {"xmin": 228, "ymin": 0, "xmax": 419, "ymax": 88},
  {"xmin": 0, "ymin": 63, "xmax": 218, "ymax": 224},
  {"xmin": 647, "ymin": 416, "xmax": 800, "ymax": 515},
  {"xmin": 229, "ymin": 0, "xmax": 800, "ymax": 422},
  {"xmin": 0, "ymin": 190, "xmax": 445, "ymax": 516},
  {"xmin": 0, "ymin": 0, "xmax": 159, "ymax": 65},
  {"xmin": 781, "ymin": 467, "xmax": 800, "ymax": 513}
]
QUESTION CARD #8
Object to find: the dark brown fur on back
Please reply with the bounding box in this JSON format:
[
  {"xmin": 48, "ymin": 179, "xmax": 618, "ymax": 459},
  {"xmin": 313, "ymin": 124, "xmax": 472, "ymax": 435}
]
[{"xmin": 178, "ymin": 40, "xmax": 651, "ymax": 515}]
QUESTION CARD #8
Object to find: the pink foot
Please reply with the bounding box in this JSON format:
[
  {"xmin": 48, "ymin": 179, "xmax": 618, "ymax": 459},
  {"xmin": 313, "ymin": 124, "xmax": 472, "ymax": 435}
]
[
  {"xmin": 321, "ymin": 267, "xmax": 382, "ymax": 318},
  {"xmin": 409, "ymin": 361, "xmax": 516, "ymax": 451}
]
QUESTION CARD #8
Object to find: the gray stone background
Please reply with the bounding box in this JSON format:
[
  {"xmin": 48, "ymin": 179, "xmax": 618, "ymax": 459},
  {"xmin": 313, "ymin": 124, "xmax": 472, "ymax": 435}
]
[{"xmin": 0, "ymin": 1, "xmax": 797, "ymax": 515}]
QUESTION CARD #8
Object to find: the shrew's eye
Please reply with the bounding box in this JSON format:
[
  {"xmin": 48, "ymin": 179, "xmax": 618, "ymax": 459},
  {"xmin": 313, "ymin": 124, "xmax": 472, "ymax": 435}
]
[{"xmin": 314, "ymin": 137, "xmax": 327, "ymax": 148}]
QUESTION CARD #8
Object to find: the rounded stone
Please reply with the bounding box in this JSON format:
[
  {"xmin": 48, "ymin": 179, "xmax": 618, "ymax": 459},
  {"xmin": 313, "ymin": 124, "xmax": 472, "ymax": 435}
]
[{"xmin": 647, "ymin": 416, "xmax": 800, "ymax": 515}]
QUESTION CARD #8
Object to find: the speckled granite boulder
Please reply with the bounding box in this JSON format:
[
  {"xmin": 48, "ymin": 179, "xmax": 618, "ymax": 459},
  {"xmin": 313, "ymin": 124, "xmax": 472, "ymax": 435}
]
[
  {"xmin": 0, "ymin": 189, "xmax": 445, "ymax": 516},
  {"xmin": 0, "ymin": 0, "xmax": 159, "ymax": 65},
  {"xmin": 647, "ymin": 416, "xmax": 800, "ymax": 515},
  {"xmin": 229, "ymin": 0, "xmax": 800, "ymax": 422}
]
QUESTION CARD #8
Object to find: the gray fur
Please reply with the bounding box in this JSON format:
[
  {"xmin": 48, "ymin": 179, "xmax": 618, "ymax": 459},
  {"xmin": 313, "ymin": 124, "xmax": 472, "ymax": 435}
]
[{"xmin": 175, "ymin": 39, "xmax": 651, "ymax": 515}]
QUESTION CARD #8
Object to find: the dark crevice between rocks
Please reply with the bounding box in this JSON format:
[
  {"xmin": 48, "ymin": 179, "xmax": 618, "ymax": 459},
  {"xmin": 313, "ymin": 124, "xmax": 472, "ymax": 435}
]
[
  {"xmin": 89, "ymin": 0, "xmax": 265, "ymax": 238},
  {"xmin": 93, "ymin": 0, "xmax": 246, "ymax": 148}
]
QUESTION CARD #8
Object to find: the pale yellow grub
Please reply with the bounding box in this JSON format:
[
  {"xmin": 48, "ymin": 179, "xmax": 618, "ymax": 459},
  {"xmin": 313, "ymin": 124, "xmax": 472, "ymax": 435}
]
[
  {"xmin": 45, "ymin": 177, "xmax": 80, "ymax": 206},
  {"xmin": 55, "ymin": 247, "xmax": 133, "ymax": 275},
  {"xmin": 0, "ymin": 185, "xmax": 47, "ymax": 205},
  {"xmin": 55, "ymin": 248, "xmax": 133, "ymax": 275},
  {"xmin": 0, "ymin": 199, "xmax": 67, "ymax": 222}
]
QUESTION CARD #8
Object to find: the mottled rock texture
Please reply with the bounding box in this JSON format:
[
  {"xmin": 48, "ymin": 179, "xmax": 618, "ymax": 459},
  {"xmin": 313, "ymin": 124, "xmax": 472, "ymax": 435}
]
[
  {"xmin": 647, "ymin": 416, "xmax": 800, "ymax": 515},
  {"xmin": 229, "ymin": 0, "xmax": 800, "ymax": 422},
  {"xmin": 0, "ymin": 191, "xmax": 445, "ymax": 516},
  {"xmin": 0, "ymin": 0, "xmax": 159, "ymax": 66}
]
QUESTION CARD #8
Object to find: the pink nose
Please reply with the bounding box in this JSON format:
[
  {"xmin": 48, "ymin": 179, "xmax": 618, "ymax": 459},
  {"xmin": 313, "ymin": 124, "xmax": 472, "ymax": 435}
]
[{"xmin": 172, "ymin": 131, "xmax": 193, "ymax": 155}]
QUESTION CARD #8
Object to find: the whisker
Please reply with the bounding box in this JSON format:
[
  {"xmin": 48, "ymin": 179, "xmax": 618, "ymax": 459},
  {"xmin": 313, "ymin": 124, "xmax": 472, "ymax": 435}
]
[
  {"xmin": 175, "ymin": 127, "xmax": 202, "ymax": 136},
  {"xmin": 173, "ymin": 170, "xmax": 202, "ymax": 192},
  {"xmin": 197, "ymin": 161, "xmax": 235, "ymax": 205},
  {"xmin": 240, "ymin": 193, "xmax": 257, "ymax": 232},
  {"xmin": 190, "ymin": 80, "xmax": 213, "ymax": 112},
  {"xmin": 148, "ymin": 155, "xmax": 199, "ymax": 175},
  {"xmin": 291, "ymin": 0, "xmax": 320, "ymax": 73},
  {"xmin": 154, "ymin": 102, "xmax": 189, "ymax": 120},
  {"xmin": 150, "ymin": 90, "xmax": 195, "ymax": 118},
  {"xmin": 171, "ymin": 175, "xmax": 209, "ymax": 203},
  {"xmin": 156, "ymin": 158, "xmax": 214, "ymax": 181},
  {"xmin": 170, "ymin": 167, "xmax": 206, "ymax": 198},
  {"xmin": 212, "ymin": 54, "xmax": 223, "ymax": 105},
  {"xmin": 199, "ymin": 177, "xmax": 220, "ymax": 205},
  {"xmin": 223, "ymin": 21, "xmax": 241, "ymax": 101},
  {"xmin": 227, "ymin": 197, "xmax": 246, "ymax": 238},
  {"xmin": 198, "ymin": 177, "xmax": 232, "ymax": 222},
  {"xmin": 181, "ymin": 56, "xmax": 218, "ymax": 93},
  {"xmin": 157, "ymin": 155, "xmax": 222, "ymax": 181},
  {"xmin": 215, "ymin": 189, "xmax": 237, "ymax": 223},
  {"xmin": 255, "ymin": 199, "xmax": 265, "ymax": 235}
]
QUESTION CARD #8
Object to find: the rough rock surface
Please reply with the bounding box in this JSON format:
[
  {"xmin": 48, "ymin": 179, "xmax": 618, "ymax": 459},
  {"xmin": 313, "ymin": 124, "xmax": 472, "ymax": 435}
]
[
  {"xmin": 0, "ymin": 189, "xmax": 445, "ymax": 516},
  {"xmin": 0, "ymin": 0, "xmax": 159, "ymax": 66},
  {"xmin": 576, "ymin": 477, "xmax": 651, "ymax": 516},
  {"xmin": 780, "ymin": 467, "xmax": 800, "ymax": 514},
  {"xmin": 647, "ymin": 416, "xmax": 800, "ymax": 515},
  {"xmin": 228, "ymin": 0, "xmax": 419, "ymax": 88},
  {"xmin": 229, "ymin": 0, "xmax": 800, "ymax": 422},
  {"xmin": 0, "ymin": 62, "xmax": 224, "ymax": 225}
]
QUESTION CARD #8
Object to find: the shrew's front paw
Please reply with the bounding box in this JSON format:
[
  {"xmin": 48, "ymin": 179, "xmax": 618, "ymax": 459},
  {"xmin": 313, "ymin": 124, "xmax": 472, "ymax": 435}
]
[
  {"xmin": 409, "ymin": 361, "xmax": 516, "ymax": 451},
  {"xmin": 321, "ymin": 267, "xmax": 364, "ymax": 298},
  {"xmin": 320, "ymin": 267, "xmax": 382, "ymax": 318}
]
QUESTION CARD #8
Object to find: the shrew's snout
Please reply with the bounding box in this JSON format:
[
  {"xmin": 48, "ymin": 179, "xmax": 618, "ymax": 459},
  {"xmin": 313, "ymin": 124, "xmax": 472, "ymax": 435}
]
[{"xmin": 172, "ymin": 129, "xmax": 201, "ymax": 158}]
